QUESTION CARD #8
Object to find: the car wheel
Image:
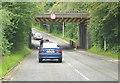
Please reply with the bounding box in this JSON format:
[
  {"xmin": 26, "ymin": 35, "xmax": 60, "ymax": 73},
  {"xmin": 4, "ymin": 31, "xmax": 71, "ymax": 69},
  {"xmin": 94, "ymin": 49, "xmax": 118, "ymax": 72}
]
[
  {"xmin": 58, "ymin": 58, "xmax": 62, "ymax": 63},
  {"xmin": 39, "ymin": 58, "xmax": 42, "ymax": 63}
]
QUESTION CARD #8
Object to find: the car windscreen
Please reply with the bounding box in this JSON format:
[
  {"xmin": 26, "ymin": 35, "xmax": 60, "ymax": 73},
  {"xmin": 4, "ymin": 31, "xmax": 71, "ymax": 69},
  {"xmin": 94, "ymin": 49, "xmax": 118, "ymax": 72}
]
[
  {"xmin": 35, "ymin": 33, "xmax": 41, "ymax": 36},
  {"xmin": 43, "ymin": 43, "xmax": 59, "ymax": 48}
]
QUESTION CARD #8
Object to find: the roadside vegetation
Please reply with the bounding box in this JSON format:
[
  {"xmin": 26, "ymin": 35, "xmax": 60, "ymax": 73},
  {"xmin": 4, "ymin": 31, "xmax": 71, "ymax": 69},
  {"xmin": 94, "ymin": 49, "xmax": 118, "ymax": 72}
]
[{"xmin": 0, "ymin": 2, "xmax": 38, "ymax": 77}]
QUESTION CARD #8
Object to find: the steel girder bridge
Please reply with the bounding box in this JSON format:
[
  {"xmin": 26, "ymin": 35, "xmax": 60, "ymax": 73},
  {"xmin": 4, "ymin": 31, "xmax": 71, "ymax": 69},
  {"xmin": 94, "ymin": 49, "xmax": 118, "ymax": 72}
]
[{"xmin": 35, "ymin": 12, "xmax": 91, "ymax": 49}]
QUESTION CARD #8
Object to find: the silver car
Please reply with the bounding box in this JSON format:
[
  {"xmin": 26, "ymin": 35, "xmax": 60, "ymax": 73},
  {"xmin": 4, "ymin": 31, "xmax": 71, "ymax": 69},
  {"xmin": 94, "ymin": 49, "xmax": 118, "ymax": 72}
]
[{"xmin": 33, "ymin": 33, "xmax": 43, "ymax": 40}]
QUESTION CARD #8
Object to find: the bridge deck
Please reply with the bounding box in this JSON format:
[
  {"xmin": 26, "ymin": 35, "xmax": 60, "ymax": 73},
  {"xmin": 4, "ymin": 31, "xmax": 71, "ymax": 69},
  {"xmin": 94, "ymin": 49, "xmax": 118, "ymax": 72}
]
[
  {"xmin": 36, "ymin": 13, "xmax": 88, "ymax": 18},
  {"xmin": 35, "ymin": 13, "xmax": 89, "ymax": 22}
]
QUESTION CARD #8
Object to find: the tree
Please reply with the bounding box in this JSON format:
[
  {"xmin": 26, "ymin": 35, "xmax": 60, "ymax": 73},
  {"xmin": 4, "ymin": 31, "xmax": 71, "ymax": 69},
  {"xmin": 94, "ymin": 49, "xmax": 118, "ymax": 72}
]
[
  {"xmin": 2, "ymin": 2, "xmax": 37, "ymax": 55},
  {"xmin": 88, "ymin": 2, "xmax": 119, "ymax": 52},
  {"xmin": 0, "ymin": 9, "xmax": 12, "ymax": 55}
]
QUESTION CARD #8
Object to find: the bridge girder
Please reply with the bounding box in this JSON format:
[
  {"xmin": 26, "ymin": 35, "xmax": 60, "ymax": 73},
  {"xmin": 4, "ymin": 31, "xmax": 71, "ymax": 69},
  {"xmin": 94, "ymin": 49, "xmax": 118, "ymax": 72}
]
[
  {"xmin": 35, "ymin": 13, "xmax": 89, "ymax": 23},
  {"xmin": 35, "ymin": 13, "xmax": 90, "ymax": 49}
]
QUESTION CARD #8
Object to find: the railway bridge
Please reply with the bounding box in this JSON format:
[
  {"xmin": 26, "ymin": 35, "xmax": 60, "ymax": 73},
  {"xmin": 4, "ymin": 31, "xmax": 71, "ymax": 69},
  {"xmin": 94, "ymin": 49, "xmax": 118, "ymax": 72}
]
[{"xmin": 35, "ymin": 11, "xmax": 91, "ymax": 49}]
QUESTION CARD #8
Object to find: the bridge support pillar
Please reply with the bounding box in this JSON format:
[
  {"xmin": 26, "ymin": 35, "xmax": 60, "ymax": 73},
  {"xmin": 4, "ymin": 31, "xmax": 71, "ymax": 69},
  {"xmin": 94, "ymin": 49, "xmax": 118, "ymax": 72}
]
[{"xmin": 78, "ymin": 23, "xmax": 91, "ymax": 49}]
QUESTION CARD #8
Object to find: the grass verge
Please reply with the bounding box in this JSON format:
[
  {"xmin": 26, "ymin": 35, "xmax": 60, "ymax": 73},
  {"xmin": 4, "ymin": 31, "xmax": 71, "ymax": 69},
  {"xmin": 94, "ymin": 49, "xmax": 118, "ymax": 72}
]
[
  {"xmin": 87, "ymin": 46, "xmax": 119, "ymax": 58},
  {"xmin": 1, "ymin": 46, "xmax": 31, "ymax": 77}
]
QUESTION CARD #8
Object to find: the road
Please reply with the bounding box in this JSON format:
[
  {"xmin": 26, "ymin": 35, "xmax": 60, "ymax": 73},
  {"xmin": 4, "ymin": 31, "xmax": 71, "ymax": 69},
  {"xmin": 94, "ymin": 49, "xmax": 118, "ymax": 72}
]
[{"xmin": 4, "ymin": 28, "xmax": 118, "ymax": 81}]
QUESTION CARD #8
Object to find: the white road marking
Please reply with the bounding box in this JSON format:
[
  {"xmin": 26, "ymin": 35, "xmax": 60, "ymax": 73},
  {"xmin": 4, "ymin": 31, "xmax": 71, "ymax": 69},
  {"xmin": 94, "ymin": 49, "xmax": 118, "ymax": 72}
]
[
  {"xmin": 62, "ymin": 40, "xmax": 69, "ymax": 44},
  {"xmin": 74, "ymin": 69, "xmax": 89, "ymax": 81},
  {"xmin": 67, "ymin": 63, "xmax": 89, "ymax": 81}
]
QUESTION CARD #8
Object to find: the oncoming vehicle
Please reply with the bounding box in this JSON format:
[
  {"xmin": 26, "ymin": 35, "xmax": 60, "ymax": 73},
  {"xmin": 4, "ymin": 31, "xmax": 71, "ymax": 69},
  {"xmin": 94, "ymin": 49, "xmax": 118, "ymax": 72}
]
[
  {"xmin": 38, "ymin": 42, "xmax": 62, "ymax": 63},
  {"xmin": 33, "ymin": 33, "xmax": 43, "ymax": 40}
]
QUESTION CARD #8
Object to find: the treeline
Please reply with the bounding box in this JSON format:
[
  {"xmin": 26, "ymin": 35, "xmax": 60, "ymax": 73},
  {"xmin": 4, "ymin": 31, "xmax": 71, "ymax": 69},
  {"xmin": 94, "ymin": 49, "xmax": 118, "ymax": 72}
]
[
  {"xmin": 1, "ymin": 2, "xmax": 37, "ymax": 56},
  {"xmin": 0, "ymin": 2, "xmax": 58, "ymax": 56},
  {"xmin": 39, "ymin": 2, "xmax": 120, "ymax": 53},
  {"xmin": 87, "ymin": 3, "xmax": 120, "ymax": 52}
]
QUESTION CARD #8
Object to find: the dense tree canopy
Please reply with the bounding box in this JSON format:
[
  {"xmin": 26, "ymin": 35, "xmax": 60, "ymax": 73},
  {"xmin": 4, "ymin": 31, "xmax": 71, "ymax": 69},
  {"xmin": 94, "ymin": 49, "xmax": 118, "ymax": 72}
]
[
  {"xmin": 1, "ymin": 9, "xmax": 12, "ymax": 55},
  {"xmin": 1, "ymin": 2, "xmax": 37, "ymax": 56},
  {"xmin": 87, "ymin": 3, "xmax": 120, "ymax": 52}
]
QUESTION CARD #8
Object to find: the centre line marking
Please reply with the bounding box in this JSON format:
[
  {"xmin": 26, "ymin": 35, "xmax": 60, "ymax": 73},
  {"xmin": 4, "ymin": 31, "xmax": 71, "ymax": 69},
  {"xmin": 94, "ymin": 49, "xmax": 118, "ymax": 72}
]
[
  {"xmin": 75, "ymin": 69, "xmax": 89, "ymax": 81},
  {"xmin": 67, "ymin": 63, "xmax": 89, "ymax": 80}
]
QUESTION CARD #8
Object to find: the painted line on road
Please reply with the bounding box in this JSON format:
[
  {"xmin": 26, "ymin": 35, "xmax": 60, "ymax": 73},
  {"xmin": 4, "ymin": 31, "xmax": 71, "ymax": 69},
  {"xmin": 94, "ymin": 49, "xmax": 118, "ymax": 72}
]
[
  {"xmin": 62, "ymin": 40, "xmax": 69, "ymax": 44},
  {"xmin": 74, "ymin": 69, "xmax": 89, "ymax": 81},
  {"xmin": 67, "ymin": 63, "xmax": 89, "ymax": 81}
]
